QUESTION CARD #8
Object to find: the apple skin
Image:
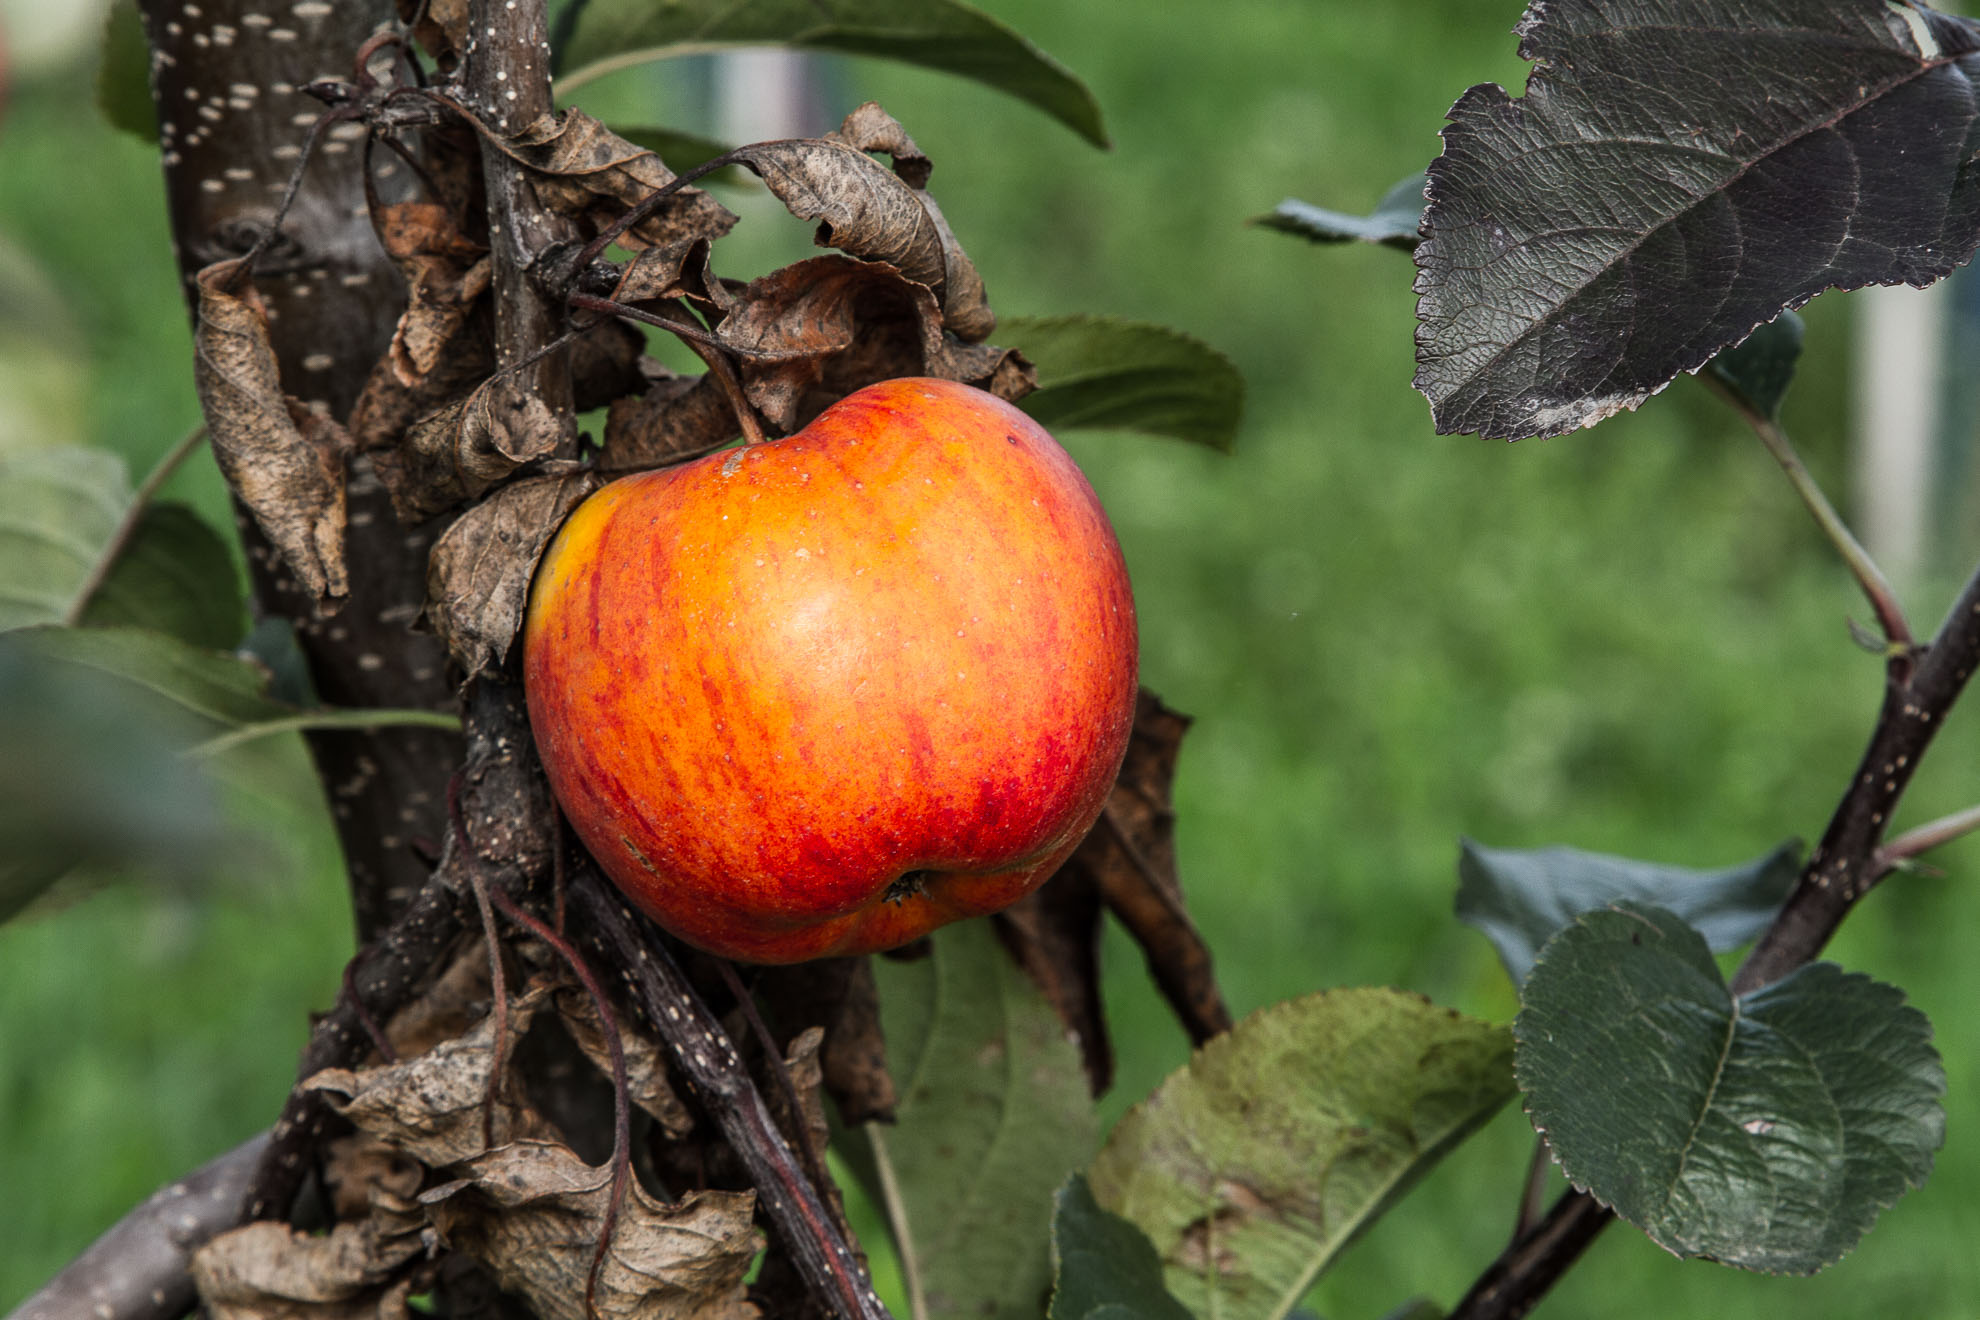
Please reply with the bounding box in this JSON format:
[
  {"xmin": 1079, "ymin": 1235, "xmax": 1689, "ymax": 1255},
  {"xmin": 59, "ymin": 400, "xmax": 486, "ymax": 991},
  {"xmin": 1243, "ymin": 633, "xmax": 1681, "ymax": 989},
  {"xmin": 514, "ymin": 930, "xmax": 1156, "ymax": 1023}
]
[{"xmin": 523, "ymin": 377, "xmax": 1138, "ymax": 963}]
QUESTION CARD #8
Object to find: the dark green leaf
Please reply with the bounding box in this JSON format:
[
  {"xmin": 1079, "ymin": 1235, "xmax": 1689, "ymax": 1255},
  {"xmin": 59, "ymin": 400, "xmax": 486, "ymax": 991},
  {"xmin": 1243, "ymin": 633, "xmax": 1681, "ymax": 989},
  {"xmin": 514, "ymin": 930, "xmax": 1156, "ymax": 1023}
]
[
  {"xmin": 0, "ymin": 446, "xmax": 128, "ymax": 630},
  {"xmin": 555, "ymin": 0, "xmax": 1109, "ymax": 148},
  {"xmin": 79, "ymin": 503, "xmax": 246, "ymax": 650},
  {"xmin": 840, "ymin": 920, "xmax": 1097, "ymax": 1320},
  {"xmin": 1701, "ymin": 311, "xmax": 1805, "ymax": 423},
  {"xmin": 1415, "ymin": 0, "xmax": 1980, "ymax": 437},
  {"xmin": 998, "ymin": 315, "xmax": 1243, "ymax": 452},
  {"xmin": 610, "ymin": 126, "xmax": 751, "ymax": 185},
  {"xmin": 19, "ymin": 624, "xmax": 291, "ymax": 727},
  {"xmin": 1517, "ymin": 901, "xmax": 1945, "ymax": 1273},
  {"xmin": 1456, "ymin": 837, "xmax": 1800, "ymax": 987},
  {"xmin": 0, "ymin": 629, "xmax": 227, "ymax": 922},
  {"xmin": 96, "ymin": 0, "xmax": 157, "ymax": 143},
  {"xmin": 1088, "ymin": 988, "xmax": 1514, "ymax": 1320},
  {"xmin": 1049, "ymin": 1175, "xmax": 1193, "ymax": 1320},
  {"xmin": 0, "ymin": 445, "xmax": 244, "ymax": 648},
  {"xmin": 1254, "ymin": 173, "xmax": 1427, "ymax": 250}
]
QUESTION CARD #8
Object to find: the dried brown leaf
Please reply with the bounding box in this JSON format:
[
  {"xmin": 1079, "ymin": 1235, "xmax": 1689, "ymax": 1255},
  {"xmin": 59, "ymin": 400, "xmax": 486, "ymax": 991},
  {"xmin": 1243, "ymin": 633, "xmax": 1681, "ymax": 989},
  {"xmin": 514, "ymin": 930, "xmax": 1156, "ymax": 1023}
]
[
  {"xmin": 1088, "ymin": 690, "xmax": 1231, "ymax": 1044},
  {"xmin": 734, "ymin": 138, "xmax": 946, "ymax": 294},
  {"xmin": 611, "ymin": 237, "xmax": 730, "ymax": 316},
  {"xmin": 193, "ymin": 258, "xmax": 351, "ymax": 610},
  {"xmin": 492, "ymin": 110, "xmax": 736, "ymax": 252},
  {"xmin": 553, "ymin": 985, "xmax": 695, "ymax": 1139},
  {"xmin": 755, "ymin": 958, "xmax": 896, "ymax": 1124},
  {"xmin": 324, "ymin": 1134, "xmax": 425, "ymax": 1221},
  {"xmin": 305, "ymin": 983, "xmax": 563, "ymax": 1167},
  {"xmin": 381, "ymin": 377, "xmax": 565, "ymax": 522},
  {"xmin": 191, "ymin": 1214, "xmax": 425, "ymax": 1320},
  {"xmin": 993, "ymin": 864, "xmax": 1111, "ymax": 1095},
  {"xmin": 374, "ymin": 201, "xmax": 491, "ymax": 386},
  {"xmin": 717, "ymin": 255, "xmax": 1030, "ymax": 432},
  {"xmin": 421, "ymin": 1141, "xmax": 759, "ymax": 1320},
  {"xmin": 570, "ymin": 319, "xmax": 647, "ymax": 413},
  {"xmin": 735, "ymin": 103, "xmax": 995, "ymax": 343},
  {"xmin": 381, "ymin": 935, "xmax": 498, "ymax": 1062},
  {"xmin": 349, "ymin": 333, "xmax": 495, "ymax": 466},
  {"xmin": 424, "ymin": 468, "xmax": 604, "ymax": 675},
  {"xmin": 600, "ymin": 372, "xmax": 739, "ymax": 472}
]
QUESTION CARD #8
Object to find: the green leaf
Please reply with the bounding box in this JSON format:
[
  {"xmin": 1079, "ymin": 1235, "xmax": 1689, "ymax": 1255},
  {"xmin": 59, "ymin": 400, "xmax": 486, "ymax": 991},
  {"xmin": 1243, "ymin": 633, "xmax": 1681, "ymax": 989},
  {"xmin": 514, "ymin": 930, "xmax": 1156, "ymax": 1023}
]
[
  {"xmin": 1253, "ymin": 173, "xmax": 1427, "ymax": 251},
  {"xmin": 998, "ymin": 316, "xmax": 1244, "ymax": 452},
  {"xmin": 1088, "ymin": 988, "xmax": 1515, "ymax": 1320},
  {"xmin": 0, "ymin": 629, "xmax": 229, "ymax": 921},
  {"xmin": 554, "ymin": 0, "xmax": 1109, "ymax": 148},
  {"xmin": 0, "ymin": 446, "xmax": 129, "ymax": 630},
  {"xmin": 80, "ymin": 503, "xmax": 247, "ymax": 650},
  {"xmin": 1517, "ymin": 901, "xmax": 1945, "ymax": 1273},
  {"xmin": 96, "ymin": 0, "xmax": 157, "ymax": 142},
  {"xmin": 841, "ymin": 920, "xmax": 1099, "ymax": 1320},
  {"xmin": 1456, "ymin": 838, "xmax": 1800, "ymax": 988},
  {"xmin": 0, "ymin": 444, "xmax": 243, "ymax": 648},
  {"xmin": 1702, "ymin": 311, "xmax": 1805, "ymax": 423},
  {"xmin": 1049, "ymin": 1174, "xmax": 1193, "ymax": 1320},
  {"xmin": 19, "ymin": 624, "xmax": 292, "ymax": 727},
  {"xmin": 610, "ymin": 125, "xmax": 753, "ymax": 185}
]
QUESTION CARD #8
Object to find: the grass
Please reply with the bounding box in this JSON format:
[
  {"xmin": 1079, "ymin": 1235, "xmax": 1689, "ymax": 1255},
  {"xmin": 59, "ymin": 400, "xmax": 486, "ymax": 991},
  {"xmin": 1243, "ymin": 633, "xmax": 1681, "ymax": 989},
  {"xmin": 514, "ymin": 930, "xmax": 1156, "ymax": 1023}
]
[{"xmin": 5, "ymin": 1, "xmax": 1980, "ymax": 1316}]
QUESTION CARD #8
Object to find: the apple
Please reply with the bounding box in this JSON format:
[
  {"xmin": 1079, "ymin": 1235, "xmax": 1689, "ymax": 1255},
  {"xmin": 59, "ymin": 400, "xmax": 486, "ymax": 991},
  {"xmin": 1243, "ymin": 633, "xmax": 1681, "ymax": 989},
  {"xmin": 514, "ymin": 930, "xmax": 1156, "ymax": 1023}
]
[{"xmin": 523, "ymin": 377, "xmax": 1138, "ymax": 963}]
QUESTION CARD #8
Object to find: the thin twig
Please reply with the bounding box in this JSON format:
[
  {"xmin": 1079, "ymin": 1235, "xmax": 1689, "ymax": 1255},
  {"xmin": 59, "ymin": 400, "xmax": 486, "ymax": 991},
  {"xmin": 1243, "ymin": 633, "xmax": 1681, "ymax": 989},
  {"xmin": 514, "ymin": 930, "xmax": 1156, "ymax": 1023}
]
[
  {"xmin": 1871, "ymin": 802, "xmax": 1980, "ymax": 880},
  {"xmin": 62, "ymin": 424, "xmax": 207, "ymax": 626},
  {"xmin": 486, "ymin": 885, "xmax": 633, "ymax": 1320},
  {"xmin": 568, "ymin": 872, "xmax": 893, "ymax": 1320},
  {"xmin": 1711, "ymin": 384, "xmax": 1914, "ymax": 649},
  {"xmin": 449, "ymin": 777, "xmax": 511, "ymax": 1154},
  {"xmin": 1449, "ymin": 554, "xmax": 1980, "ymax": 1319},
  {"xmin": 715, "ymin": 959, "xmax": 834, "ymax": 1202}
]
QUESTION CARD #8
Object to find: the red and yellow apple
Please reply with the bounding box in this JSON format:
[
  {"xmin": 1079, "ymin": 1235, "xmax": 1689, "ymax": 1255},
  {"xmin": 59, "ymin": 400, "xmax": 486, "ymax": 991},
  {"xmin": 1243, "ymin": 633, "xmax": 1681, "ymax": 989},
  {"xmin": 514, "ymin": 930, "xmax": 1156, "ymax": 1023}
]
[{"xmin": 523, "ymin": 377, "xmax": 1138, "ymax": 963}]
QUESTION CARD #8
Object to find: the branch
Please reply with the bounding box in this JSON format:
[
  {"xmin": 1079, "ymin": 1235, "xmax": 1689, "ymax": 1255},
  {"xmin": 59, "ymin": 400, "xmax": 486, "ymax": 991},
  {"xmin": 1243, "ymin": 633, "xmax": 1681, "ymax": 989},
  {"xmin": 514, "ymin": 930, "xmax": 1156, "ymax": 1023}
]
[
  {"xmin": 4, "ymin": 1133, "xmax": 269, "ymax": 1320},
  {"xmin": 1449, "ymin": 557, "xmax": 1980, "ymax": 1320},
  {"xmin": 568, "ymin": 874, "xmax": 895, "ymax": 1320}
]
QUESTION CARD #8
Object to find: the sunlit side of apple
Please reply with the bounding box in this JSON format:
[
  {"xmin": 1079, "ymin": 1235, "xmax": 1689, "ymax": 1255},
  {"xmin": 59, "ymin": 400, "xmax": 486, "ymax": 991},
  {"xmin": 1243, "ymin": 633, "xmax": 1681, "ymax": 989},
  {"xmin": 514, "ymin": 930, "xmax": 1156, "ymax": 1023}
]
[{"xmin": 524, "ymin": 377, "xmax": 1138, "ymax": 963}]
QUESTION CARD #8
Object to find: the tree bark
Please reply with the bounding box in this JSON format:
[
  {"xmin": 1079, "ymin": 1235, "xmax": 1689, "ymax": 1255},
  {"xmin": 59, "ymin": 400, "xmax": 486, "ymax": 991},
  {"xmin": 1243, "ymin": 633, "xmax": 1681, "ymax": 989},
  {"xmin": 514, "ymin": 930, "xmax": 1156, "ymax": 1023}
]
[{"xmin": 139, "ymin": 0, "xmax": 460, "ymax": 941}]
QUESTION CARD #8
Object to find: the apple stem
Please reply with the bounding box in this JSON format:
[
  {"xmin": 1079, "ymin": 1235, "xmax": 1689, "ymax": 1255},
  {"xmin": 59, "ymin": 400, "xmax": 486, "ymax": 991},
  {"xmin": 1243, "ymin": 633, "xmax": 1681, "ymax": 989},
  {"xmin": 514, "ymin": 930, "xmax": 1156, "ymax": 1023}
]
[{"xmin": 567, "ymin": 291, "xmax": 772, "ymax": 445}]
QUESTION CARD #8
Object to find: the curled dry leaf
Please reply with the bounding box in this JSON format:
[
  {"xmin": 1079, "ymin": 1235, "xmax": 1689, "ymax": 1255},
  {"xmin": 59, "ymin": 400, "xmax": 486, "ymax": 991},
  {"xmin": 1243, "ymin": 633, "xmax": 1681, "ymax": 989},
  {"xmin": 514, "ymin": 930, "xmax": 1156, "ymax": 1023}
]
[
  {"xmin": 380, "ymin": 934, "xmax": 499, "ymax": 1062},
  {"xmin": 421, "ymin": 1140, "xmax": 760, "ymax": 1320},
  {"xmin": 373, "ymin": 201, "xmax": 491, "ymax": 387},
  {"xmin": 304, "ymin": 982, "xmax": 564, "ymax": 1167},
  {"xmin": 1073, "ymin": 690, "xmax": 1230, "ymax": 1046},
  {"xmin": 601, "ymin": 372, "xmax": 741, "ymax": 472},
  {"xmin": 381, "ymin": 375, "xmax": 568, "ymax": 523},
  {"xmin": 754, "ymin": 956, "xmax": 897, "ymax": 1125},
  {"xmin": 490, "ymin": 109, "xmax": 737, "ymax": 252},
  {"xmin": 553, "ymin": 984, "xmax": 695, "ymax": 1138},
  {"xmin": 424, "ymin": 468, "xmax": 605, "ymax": 675},
  {"xmin": 193, "ymin": 258, "xmax": 351, "ymax": 610},
  {"xmin": 993, "ymin": 860, "xmax": 1111, "ymax": 1095},
  {"xmin": 324, "ymin": 1134, "xmax": 426, "ymax": 1221},
  {"xmin": 611, "ymin": 237, "xmax": 731, "ymax": 315},
  {"xmin": 717, "ymin": 254, "xmax": 1031, "ymax": 432},
  {"xmin": 191, "ymin": 1212, "xmax": 427, "ymax": 1320},
  {"xmin": 735, "ymin": 102, "xmax": 995, "ymax": 342}
]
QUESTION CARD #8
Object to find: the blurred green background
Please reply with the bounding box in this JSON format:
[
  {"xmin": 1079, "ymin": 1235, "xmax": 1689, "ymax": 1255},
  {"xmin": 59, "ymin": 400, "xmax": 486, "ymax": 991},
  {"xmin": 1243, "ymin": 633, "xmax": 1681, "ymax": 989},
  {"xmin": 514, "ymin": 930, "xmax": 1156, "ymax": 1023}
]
[{"xmin": 5, "ymin": 2, "xmax": 1980, "ymax": 1316}]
